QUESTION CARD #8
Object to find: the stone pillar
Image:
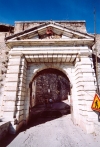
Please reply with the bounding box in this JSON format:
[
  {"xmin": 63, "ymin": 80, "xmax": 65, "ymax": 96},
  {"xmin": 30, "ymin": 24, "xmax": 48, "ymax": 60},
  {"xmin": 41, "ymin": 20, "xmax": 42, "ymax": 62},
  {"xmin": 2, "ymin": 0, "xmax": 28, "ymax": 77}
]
[
  {"xmin": 2, "ymin": 53, "xmax": 27, "ymax": 134},
  {"xmin": 72, "ymin": 56, "xmax": 81, "ymax": 125},
  {"xmin": 75, "ymin": 55, "xmax": 97, "ymax": 133},
  {"xmin": 24, "ymin": 63, "xmax": 32, "ymax": 124},
  {"xmin": 16, "ymin": 56, "xmax": 27, "ymax": 131}
]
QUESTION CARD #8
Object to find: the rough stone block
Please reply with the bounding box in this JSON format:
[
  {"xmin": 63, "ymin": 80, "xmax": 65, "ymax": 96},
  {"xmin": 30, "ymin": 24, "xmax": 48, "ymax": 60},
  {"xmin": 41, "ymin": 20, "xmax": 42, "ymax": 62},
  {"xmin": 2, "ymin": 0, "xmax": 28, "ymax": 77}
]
[
  {"xmin": 4, "ymin": 91, "xmax": 17, "ymax": 100},
  {"xmin": 19, "ymin": 77, "xmax": 26, "ymax": 84},
  {"xmin": 16, "ymin": 100, "xmax": 24, "ymax": 106},
  {"xmin": 18, "ymin": 82, "xmax": 26, "ymax": 88},
  {"xmin": 3, "ymin": 112, "xmax": 14, "ymax": 118},
  {"xmin": 5, "ymin": 82, "xmax": 18, "ymax": 87},
  {"xmin": 16, "ymin": 110, "xmax": 24, "ymax": 116},
  {"xmin": 17, "ymin": 96, "xmax": 25, "ymax": 101},
  {"xmin": 6, "ymin": 73, "xmax": 19, "ymax": 78},
  {"xmin": 18, "ymin": 86, "xmax": 26, "ymax": 92},
  {"xmin": 21, "ymin": 61, "xmax": 27, "ymax": 69},
  {"xmin": 17, "ymin": 105, "xmax": 24, "ymax": 111},
  {"xmin": 3, "ymin": 105, "xmax": 16, "ymax": 112},
  {"xmin": 19, "ymin": 75, "xmax": 26, "ymax": 80},
  {"xmin": 6, "ymin": 76, "xmax": 19, "ymax": 82},
  {"xmin": 17, "ymin": 92, "xmax": 25, "ymax": 97},
  {"xmin": 8, "ymin": 60, "xmax": 21, "ymax": 65},
  {"xmin": 5, "ymin": 86, "xmax": 18, "ymax": 91},
  {"xmin": 7, "ymin": 66, "xmax": 20, "ymax": 73}
]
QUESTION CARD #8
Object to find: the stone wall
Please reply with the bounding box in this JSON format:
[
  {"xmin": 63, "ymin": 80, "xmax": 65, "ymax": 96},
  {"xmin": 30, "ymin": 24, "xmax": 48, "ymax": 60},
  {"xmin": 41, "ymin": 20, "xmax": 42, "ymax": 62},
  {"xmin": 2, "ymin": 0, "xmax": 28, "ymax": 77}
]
[
  {"xmin": 74, "ymin": 55, "xmax": 97, "ymax": 133},
  {"xmin": 14, "ymin": 21, "xmax": 87, "ymax": 34},
  {"xmin": 92, "ymin": 34, "xmax": 100, "ymax": 133},
  {"xmin": 92, "ymin": 34, "xmax": 100, "ymax": 92},
  {"xmin": 96, "ymin": 35, "xmax": 100, "ymax": 90},
  {"xmin": 2, "ymin": 55, "xmax": 28, "ymax": 134},
  {"xmin": 35, "ymin": 72, "xmax": 70, "ymax": 105},
  {"xmin": 0, "ymin": 24, "xmax": 14, "ymax": 116},
  {"xmin": 0, "ymin": 21, "xmax": 100, "ymax": 134},
  {"xmin": 0, "ymin": 32, "xmax": 10, "ymax": 116}
]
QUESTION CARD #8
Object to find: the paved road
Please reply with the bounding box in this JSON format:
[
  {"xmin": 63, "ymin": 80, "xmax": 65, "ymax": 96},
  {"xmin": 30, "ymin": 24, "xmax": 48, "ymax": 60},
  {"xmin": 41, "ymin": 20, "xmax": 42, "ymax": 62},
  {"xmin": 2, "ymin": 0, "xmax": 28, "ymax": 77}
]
[{"xmin": 3, "ymin": 114, "xmax": 100, "ymax": 147}]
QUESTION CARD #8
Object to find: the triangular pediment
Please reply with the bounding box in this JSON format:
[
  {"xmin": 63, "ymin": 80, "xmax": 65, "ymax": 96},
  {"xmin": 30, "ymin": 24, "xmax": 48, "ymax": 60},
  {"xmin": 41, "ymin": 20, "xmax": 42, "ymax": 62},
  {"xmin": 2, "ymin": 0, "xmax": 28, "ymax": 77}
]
[{"xmin": 5, "ymin": 22, "xmax": 94, "ymax": 41}]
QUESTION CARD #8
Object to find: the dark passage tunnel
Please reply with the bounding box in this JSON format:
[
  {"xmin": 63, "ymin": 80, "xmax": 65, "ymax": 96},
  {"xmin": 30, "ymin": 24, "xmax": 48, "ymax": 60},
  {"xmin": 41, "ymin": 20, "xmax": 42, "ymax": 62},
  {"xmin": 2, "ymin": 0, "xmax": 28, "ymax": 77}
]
[
  {"xmin": 30, "ymin": 68, "xmax": 71, "ymax": 107},
  {"xmin": 29, "ymin": 68, "xmax": 71, "ymax": 126}
]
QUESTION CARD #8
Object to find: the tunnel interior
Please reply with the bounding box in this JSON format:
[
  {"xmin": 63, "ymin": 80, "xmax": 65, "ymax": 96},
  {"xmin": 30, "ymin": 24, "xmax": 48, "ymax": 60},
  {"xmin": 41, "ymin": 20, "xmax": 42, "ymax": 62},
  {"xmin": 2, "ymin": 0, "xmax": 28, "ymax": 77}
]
[
  {"xmin": 30, "ymin": 68, "xmax": 71, "ymax": 107},
  {"xmin": 27, "ymin": 68, "xmax": 71, "ymax": 130}
]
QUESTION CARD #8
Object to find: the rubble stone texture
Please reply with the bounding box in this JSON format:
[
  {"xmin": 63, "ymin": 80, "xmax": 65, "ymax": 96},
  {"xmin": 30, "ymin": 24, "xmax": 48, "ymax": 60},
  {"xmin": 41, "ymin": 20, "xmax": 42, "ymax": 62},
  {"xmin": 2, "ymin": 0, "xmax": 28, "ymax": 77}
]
[
  {"xmin": 96, "ymin": 35, "xmax": 100, "ymax": 86},
  {"xmin": 35, "ymin": 73, "xmax": 70, "ymax": 104},
  {"xmin": 0, "ymin": 33, "xmax": 9, "ymax": 114},
  {"xmin": 0, "ymin": 24, "xmax": 14, "ymax": 115}
]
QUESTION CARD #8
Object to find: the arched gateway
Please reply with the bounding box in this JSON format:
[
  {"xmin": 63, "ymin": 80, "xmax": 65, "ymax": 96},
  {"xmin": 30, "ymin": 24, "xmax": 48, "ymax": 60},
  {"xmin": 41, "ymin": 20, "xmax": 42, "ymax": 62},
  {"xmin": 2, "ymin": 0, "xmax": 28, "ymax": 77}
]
[
  {"xmin": 2, "ymin": 21, "xmax": 97, "ymax": 134},
  {"xmin": 29, "ymin": 68, "xmax": 71, "ymax": 107}
]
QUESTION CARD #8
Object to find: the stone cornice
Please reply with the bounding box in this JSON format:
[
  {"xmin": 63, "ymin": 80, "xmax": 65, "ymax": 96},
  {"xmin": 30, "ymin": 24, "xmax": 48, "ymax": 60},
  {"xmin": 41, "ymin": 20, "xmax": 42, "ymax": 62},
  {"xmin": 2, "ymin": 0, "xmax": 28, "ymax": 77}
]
[{"xmin": 6, "ymin": 38, "xmax": 94, "ymax": 48}]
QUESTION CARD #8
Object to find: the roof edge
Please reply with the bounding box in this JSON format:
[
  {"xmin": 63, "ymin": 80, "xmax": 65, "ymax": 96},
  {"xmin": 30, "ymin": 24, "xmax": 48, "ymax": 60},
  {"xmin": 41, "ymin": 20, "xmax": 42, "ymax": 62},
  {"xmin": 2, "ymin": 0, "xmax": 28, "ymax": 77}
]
[
  {"xmin": 0, "ymin": 23, "xmax": 14, "ymax": 27},
  {"xmin": 15, "ymin": 20, "xmax": 86, "ymax": 24}
]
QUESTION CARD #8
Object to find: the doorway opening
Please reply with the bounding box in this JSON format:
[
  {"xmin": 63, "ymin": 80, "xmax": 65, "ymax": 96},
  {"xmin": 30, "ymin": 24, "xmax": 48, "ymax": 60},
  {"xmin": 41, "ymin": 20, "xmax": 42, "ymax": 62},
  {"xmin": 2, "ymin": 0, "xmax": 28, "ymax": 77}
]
[
  {"xmin": 30, "ymin": 68, "xmax": 71, "ymax": 106},
  {"xmin": 29, "ymin": 68, "xmax": 71, "ymax": 125}
]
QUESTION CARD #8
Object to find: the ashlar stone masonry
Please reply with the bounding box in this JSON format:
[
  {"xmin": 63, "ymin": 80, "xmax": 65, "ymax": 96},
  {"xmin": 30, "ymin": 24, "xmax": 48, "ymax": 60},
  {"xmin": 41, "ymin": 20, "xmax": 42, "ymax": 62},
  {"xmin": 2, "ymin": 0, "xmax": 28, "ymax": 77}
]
[{"xmin": 0, "ymin": 21, "xmax": 100, "ymax": 134}]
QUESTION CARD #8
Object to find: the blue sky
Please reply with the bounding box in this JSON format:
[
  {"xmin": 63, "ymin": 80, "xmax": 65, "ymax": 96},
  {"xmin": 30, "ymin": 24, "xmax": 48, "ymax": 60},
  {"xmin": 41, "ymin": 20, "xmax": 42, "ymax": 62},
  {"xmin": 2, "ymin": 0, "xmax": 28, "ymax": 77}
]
[{"xmin": 0, "ymin": 0, "xmax": 100, "ymax": 33}]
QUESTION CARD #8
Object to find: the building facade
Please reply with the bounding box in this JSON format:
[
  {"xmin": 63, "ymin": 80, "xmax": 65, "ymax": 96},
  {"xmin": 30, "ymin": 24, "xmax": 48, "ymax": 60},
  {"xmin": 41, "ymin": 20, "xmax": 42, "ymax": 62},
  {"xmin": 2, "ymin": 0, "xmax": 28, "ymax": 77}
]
[{"xmin": 0, "ymin": 21, "xmax": 100, "ymax": 134}]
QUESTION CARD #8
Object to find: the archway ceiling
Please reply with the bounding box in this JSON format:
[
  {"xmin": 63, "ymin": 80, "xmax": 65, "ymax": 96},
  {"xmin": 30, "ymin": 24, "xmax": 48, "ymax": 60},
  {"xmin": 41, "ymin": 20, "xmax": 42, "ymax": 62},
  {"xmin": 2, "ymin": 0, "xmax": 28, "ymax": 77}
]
[{"xmin": 25, "ymin": 54, "xmax": 77, "ymax": 63}]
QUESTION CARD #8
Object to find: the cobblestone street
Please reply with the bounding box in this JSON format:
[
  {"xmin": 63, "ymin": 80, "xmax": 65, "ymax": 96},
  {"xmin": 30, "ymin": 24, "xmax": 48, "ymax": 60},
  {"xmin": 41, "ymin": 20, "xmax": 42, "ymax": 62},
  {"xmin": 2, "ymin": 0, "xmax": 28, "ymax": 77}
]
[{"xmin": 1, "ymin": 114, "xmax": 100, "ymax": 147}]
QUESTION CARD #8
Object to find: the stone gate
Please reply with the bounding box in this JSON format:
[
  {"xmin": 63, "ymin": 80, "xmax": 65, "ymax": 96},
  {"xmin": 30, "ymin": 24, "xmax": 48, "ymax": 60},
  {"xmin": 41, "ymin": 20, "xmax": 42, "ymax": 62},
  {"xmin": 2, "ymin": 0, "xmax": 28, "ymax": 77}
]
[{"xmin": 0, "ymin": 21, "xmax": 98, "ymax": 134}]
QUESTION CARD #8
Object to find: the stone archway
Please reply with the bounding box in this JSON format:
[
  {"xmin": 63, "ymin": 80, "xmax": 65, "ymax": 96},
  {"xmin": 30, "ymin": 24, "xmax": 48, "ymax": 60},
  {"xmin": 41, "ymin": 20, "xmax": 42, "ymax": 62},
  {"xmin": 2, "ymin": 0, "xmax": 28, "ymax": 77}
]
[
  {"xmin": 2, "ymin": 21, "xmax": 97, "ymax": 134},
  {"xmin": 29, "ymin": 68, "xmax": 71, "ymax": 109},
  {"xmin": 2, "ymin": 52, "xmax": 97, "ymax": 134}
]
